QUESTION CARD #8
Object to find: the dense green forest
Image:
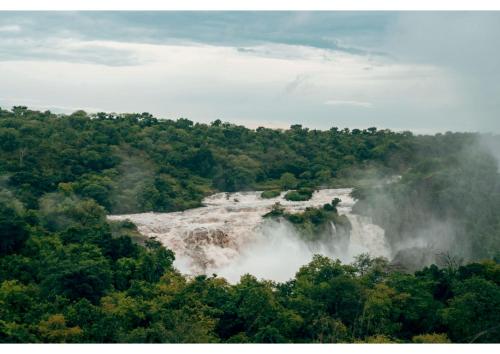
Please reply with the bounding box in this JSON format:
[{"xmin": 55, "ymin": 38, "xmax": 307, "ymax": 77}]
[
  {"xmin": 0, "ymin": 106, "xmax": 499, "ymax": 343},
  {"xmin": 0, "ymin": 106, "xmax": 414, "ymax": 213}
]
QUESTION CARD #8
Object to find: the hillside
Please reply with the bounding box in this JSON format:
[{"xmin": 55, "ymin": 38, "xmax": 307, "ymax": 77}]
[{"xmin": 0, "ymin": 106, "xmax": 499, "ymax": 343}]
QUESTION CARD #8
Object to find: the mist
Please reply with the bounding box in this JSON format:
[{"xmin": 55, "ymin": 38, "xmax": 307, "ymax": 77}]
[
  {"xmin": 353, "ymin": 133, "xmax": 500, "ymax": 269},
  {"xmin": 108, "ymin": 188, "xmax": 390, "ymax": 283},
  {"xmin": 214, "ymin": 217, "xmax": 373, "ymax": 283},
  {"xmin": 479, "ymin": 133, "xmax": 500, "ymax": 172},
  {"xmin": 215, "ymin": 219, "xmax": 322, "ymax": 283},
  {"xmin": 106, "ymin": 132, "xmax": 500, "ymax": 280}
]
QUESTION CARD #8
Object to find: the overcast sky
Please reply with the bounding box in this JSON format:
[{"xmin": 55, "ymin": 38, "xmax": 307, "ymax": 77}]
[{"xmin": 0, "ymin": 11, "xmax": 499, "ymax": 132}]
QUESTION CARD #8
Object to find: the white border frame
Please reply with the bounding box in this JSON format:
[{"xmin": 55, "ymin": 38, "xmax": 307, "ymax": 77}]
[
  {"xmin": 2, "ymin": 343, "xmax": 500, "ymax": 353},
  {"xmin": 1, "ymin": 0, "xmax": 500, "ymax": 11},
  {"xmin": 1, "ymin": 1, "xmax": 499, "ymax": 352}
]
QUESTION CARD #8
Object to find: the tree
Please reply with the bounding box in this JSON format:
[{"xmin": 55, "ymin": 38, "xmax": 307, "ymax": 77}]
[
  {"xmin": 38, "ymin": 314, "xmax": 82, "ymax": 343},
  {"xmin": 0, "ymin": 201, "xmax": 28, "ymax": 256},
  {"xmin": 80, "ymin": 183, "xmax": 112, "ymax": 211},
  {"xmin": 441, "ymin": 277, "xmax": 500, "ymax": 342},
  {"xmin": 0, "ymin": 280, "xmax": 38, "ymax": 324},
  {"xmin": 412, "ymin": 333, "xmax": 450, "ymax": 343},
  {"xmin": 39, "ymin": 243, "xmax": 113, "ymax": 303},
  {"xmin": 0, "ymin": 128, "xmax": 20, "ymax": 152},
  {"xmin": 360, "ymin": 283, "xmax": 408, "ymax": 337},
  {"xmin": 279, "ymin": 172, "xmax": 298, "ymax": 190},
  {"xmin": 387, "ymin": 272, "xmax": 443, "ymax": 338},
  {"xmin": 136, "ymin": 240, "xmax": 175, "ymax": 283}
]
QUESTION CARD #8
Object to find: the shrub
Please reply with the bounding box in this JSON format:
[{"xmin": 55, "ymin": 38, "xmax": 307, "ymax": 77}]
[
  {"xmin": 284, "ymin": 188, "xmax": 313, "ymax": 201},
  {"xmin": 412, "ymin": 333, "xmax": 450, "ymax": 343},
  {"xmin": 261, "ymin": 190, "xmax": 281, "ymax": 199},
  {"xmin": 263, "ymin": 203, "xmax": 285, "ymax": 218}
]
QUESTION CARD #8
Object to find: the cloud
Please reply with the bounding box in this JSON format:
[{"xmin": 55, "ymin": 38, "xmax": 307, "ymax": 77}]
[
  {"xmin": 0, "ymin": 96, "xmax": 104, "ymax": 114},
  {"xmin": 284, "ymin": 73, "xmax": 313, "ymax": 94},
  {"xmin": 0, "ymin": 37, "xmax": 455, "ymax": 132},
  {"xmin": 382, "ymin": 12, "xmax": 500, "ymax": 131},
  {"xmin": 0, "ymin": 12, "xmax": 390, "ymax": 57},
  {"xmin": 324, "ymin": 100, "xmax": 372, "ymax": 108},
  {"xmin": 0, "ymin": 12, "xmax": 498, "ymax": 132},
  {"xmin": 0, "ymin": 24, "xmax": 21, "ymax": 32},
  {"xmin": 0, "ymin": 37, "xmax": 141, "ymax": 66}
]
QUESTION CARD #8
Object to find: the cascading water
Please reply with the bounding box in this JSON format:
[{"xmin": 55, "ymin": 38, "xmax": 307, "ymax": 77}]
[{"xmin": 108, "ymin": 188, "xmax": 390, "ymax": 283}]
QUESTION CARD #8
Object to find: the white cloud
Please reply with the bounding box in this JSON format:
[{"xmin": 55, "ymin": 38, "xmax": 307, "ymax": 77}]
[
  {"xmin": 0, "ymin": 24, "xmax": 21, "ymax": 32},
  {"xmin": 0, "ymin": 37, "xmax": 468, "ymax": 131},
  {"xmin": 382, "ymin": 13, "xmax": 500, "ymax": 131},
  {"xmin": 324, "ymin": 100, "xmax": 372, "ymax": 108},
  {"xmin": 0, "ymin": 12, "xmax": 499, "ymax": 132},
  {"xmin": 0, "ymin": 37, "xmax": 140, "ymax": 66}
]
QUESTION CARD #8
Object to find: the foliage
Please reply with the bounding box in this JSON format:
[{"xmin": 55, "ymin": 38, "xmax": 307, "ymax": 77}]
[
  {"xmin": 0, "ymin": 198, "xmax": 499, "ymax": 343},
  {"xmin": 411, "ymin": 333, "xmax": 450, "ymax": 343},
  {"xmin": 284, "ymin": 188, "xmax": 314, "ymax": 201},
  {"xmin": 0, "ymin": 107, "xmax": 411, "ymax": 212},
  {"xmin": 0, "ymin": 200, "xmax": 28, "ymax": 255},
  {"xmin": 352, "ymin": 133, "xmax": 500, "ymax": 262},
  {"xmin": 264, "ymin": 199, "xmax": 351, "ymax": 243},
  {"xmin": 0, "ymin": 107, "xmax": 499, "ymax": 343},
  {"xmin": 260, "ymin": 190, "xmax": 281, "ymax": 199}
]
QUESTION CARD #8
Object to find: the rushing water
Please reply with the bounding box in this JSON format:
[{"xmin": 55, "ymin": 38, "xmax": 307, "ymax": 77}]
[{"xmin": 108, "ymin": 188, "xmax": 390, "ymax": 283}]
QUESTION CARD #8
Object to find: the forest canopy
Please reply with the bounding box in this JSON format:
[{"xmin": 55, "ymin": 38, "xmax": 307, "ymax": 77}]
[{"xmin": 0, "ymin": 106, "xmax": 499, "ymax": 343}]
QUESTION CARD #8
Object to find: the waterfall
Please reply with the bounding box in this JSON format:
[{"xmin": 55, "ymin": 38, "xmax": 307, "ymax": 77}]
[
  {"xmin": 344, "ymin": 213, "xmax": 390, "ymax": 260},
  {"xmin": 108, "ymin": 188, "xmax": 391, "ymax": 282},
  {"xmin": 330, "ymin": 221, "xmax": 337, "ymax": 236}
]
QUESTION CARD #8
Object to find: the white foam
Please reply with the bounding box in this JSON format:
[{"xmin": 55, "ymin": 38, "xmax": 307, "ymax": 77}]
[{"xmin": 108, "ymin": 188, "xmax": 389, "ymax": 282}]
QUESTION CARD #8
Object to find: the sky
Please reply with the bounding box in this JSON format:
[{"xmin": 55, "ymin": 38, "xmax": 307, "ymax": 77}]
[{"xmin": 0, "ymin": 11, "xmax": 499, "ymax": 133}]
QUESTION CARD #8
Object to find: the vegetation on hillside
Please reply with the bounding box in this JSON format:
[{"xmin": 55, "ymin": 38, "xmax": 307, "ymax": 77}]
[
  {"xmin": 0, "ymin": 106, "xmax": 412, "ymax": 214},
  {"xmin": 0, "ymin": 106, "xmax": 499, "ymax": 343},
  {"xmin": 352, "ymin": 133, "xmax": 500, "ymax": 261}
]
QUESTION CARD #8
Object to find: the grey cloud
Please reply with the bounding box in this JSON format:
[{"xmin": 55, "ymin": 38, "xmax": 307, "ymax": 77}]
[
  {"xmin": 0, "ymin": 37, "xmax": 142, "ymax": 66},
  {"xmin": 284, "ymin": 74, "xmax": 313, "ymax": 95},
  {"xmin": 0, "ymin": 12, "xmax": 499, "ymax": 133},
  {"xmin": 0, "ymin": 12, "xmax": 392, "ymax": 58},
  {"xmin": 382, "ymin": 12, "xmax": 500, "ymax": 131}
]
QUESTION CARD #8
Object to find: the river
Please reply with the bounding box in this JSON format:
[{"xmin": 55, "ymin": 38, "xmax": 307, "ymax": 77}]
[{"xmin": 108, "ymin": 188, "xmax": 390, "ymax": 283}]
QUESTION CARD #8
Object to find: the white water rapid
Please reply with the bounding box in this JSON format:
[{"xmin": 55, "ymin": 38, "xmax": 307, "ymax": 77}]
[{"xmin": 108, "ymin": 188, "xmax": 390, "ymax": 283}]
